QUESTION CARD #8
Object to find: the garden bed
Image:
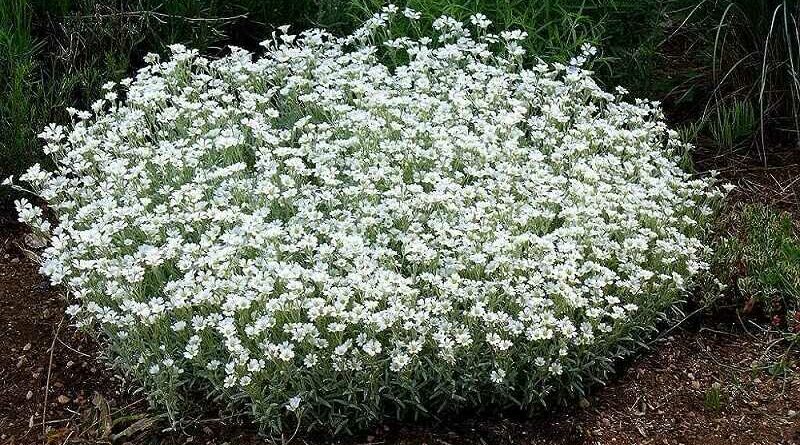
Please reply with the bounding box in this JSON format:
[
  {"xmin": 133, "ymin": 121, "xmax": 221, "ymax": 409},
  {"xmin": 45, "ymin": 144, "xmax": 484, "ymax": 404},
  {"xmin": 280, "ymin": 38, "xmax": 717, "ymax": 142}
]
[
  {"xmin": 3, "ymin": 211, "xmax": 798, "ymax": 445},
  {"xmin": 3, "ymin": 4, "xmax": 800, "ymax": 442}
]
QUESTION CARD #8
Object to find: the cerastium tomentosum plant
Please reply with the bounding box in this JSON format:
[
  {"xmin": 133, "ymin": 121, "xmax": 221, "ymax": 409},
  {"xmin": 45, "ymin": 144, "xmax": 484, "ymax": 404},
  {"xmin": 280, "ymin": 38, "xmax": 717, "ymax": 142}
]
[{"xmin": 8, "ymin": 5, "xmax": 727, "ymax": 435}]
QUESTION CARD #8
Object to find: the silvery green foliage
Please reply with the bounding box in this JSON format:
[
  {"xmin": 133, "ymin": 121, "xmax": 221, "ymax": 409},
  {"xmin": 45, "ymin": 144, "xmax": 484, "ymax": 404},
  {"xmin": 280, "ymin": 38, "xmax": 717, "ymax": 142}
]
[{"xmin": 14, "ymin": 6, "xmax": 722, "ymax": 434}]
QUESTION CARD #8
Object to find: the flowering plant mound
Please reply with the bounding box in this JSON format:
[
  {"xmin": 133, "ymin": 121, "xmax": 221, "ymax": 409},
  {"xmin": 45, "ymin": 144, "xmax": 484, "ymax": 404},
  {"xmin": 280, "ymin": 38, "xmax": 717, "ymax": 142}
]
[{"xmin": 13, "ymin": 7, "xmax": 722, "ymax": 434}]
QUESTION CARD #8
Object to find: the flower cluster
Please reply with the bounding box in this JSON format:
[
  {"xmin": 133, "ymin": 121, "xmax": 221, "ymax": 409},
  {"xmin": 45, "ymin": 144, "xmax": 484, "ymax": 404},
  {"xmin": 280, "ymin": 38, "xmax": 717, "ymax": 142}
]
[{"xmin": 13, "ymin": 7, "xmax": 722, "ymax": 433}]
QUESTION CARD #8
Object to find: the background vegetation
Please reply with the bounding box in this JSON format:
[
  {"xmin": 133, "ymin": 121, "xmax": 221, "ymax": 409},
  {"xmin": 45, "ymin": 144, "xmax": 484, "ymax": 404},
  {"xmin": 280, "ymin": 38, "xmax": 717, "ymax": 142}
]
[{"xmin": 665, "ymin": 0, "xmax": 799, "ymax": 158}]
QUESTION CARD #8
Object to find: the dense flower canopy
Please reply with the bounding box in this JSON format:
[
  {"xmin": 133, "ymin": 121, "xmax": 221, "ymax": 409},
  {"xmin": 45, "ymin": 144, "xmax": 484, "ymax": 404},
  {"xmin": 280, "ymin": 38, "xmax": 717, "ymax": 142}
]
[{"xmin": 14, "ymin": 6, "xmax": 722, "ymax": 433}]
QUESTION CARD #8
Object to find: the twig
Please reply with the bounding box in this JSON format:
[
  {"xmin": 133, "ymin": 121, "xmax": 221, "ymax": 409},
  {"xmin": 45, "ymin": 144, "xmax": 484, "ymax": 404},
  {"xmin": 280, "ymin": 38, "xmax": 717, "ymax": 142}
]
[
  {"xmin": 42, "ymin": 314, "xmax": 66, "ymax": 437},
  {"xmin": 698, "ymin": 326, "xmax": 739, "ymax": 337},
  {"xmin": 60, "ymin": 429, "xmax": 75, "ymax": 445},
  {"xmin": 110, "ymin": 397, "xmax": 148, "ymax": 416},
  {"xmin": 735, "ymin": 309, "xmax": 761, "ymax": 341},
  {"xmin": 62, "ymin": 9, "xmax": 248, "ymax": 25},
  {"xmin": 282, "ymin": 418, "xmax": 302, "ymax": 445},
  {"xmin": 56, "ymin": 336, "xmax": 91, "ymax": 358},
  {"xmin": 646, "ymin": 304, "xmax": 708, "ymax": 346},
  {"xmin": 44, "ymin": 418, "xmax": 71, "ymax": 425}
]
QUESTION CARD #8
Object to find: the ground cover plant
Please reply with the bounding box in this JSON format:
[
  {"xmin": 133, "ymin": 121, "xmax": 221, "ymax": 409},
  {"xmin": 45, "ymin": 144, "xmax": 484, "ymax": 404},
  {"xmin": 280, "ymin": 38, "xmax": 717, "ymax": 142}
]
[{"xmin": 10, "ymin": 6, "xmax": 724, "ymax": 436}]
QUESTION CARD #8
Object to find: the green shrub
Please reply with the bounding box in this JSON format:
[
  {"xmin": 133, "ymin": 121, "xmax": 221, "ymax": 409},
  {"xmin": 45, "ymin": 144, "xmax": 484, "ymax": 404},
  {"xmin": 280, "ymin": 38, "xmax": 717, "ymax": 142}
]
[{"xmin": 0, "ymin": 0, "xmax": 46, "ymax": 190}]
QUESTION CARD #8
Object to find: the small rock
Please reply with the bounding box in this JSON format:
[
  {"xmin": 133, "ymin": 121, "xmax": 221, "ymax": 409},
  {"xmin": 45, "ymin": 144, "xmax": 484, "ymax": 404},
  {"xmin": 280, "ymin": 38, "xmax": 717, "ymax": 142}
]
[
  {"xmin": 691, "ymin": 380, "xmax": 701, "ymax": 390},
  {"xmin": 57, "ymin": 395, "xmax": 70, "ymax": 404},
  {"xmin": 24, "ymin": 233, "xmax": 47, "ymax": 249},
  {"xmin": 26, "ymin": 390, "xmax": 33, "ymax": 400},
  {"xmin": 578, "ymin": 398, "xmax": 591, "ymax": 409},
  {"xmin": 66, "ymin": 361, "xmax": 74, "ymax": 368},
  {"xmin": 789, "ymin": 410, "xmax": 797, "ymax": 418},
  {"xmin": 22, "ymin": 343, "xmax": 31, "ymax": 351},
  {"xmin": 10, "ymin": 257, "xmax": 19, "ymax": 264}
]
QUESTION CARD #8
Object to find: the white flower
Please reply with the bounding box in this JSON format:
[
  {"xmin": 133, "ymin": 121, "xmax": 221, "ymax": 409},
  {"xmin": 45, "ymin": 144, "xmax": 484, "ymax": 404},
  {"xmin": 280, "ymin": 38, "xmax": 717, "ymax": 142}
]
[
  {"xmin": 490, "ymin": 368, "xmax": 506, "ymax": 384},
  {"xmin": 500, "ymin": 29, "xmax": 527, "ymax": 41},
  {"xmin": 172, "ymin": 321, "xmax": 187, "ymax": 332},
  {"xmin": 402, "ymin": 7, "xmax": 421, "ymax": 20},
  {"xmin": 390, "ymin": 353, "xmax": 411, "ymax": 372},
  {"xmin": 286, "ymin": 396, "xmax": 302, "ymax": 412},
  {"xmin": 469, "ymin": 13, "xmax": 491, "ymax": 29},
  {"xmin": 303, "ymin": 353, "xmax": 318, "ymax": 369}
]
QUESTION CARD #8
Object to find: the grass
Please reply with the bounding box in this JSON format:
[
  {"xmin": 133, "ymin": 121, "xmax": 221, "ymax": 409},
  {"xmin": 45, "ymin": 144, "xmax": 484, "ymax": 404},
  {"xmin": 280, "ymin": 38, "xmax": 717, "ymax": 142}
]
[
  {"xmin": 703, "ymin": 382, "xmax": 725, "ymax": 411},
  {"xmin": 708, "ymin": 100, "xmax": 757, "ymax": 152},
  {"xmin": 666, "ymin": 0, "xmax": 800, "ymax": 157}
]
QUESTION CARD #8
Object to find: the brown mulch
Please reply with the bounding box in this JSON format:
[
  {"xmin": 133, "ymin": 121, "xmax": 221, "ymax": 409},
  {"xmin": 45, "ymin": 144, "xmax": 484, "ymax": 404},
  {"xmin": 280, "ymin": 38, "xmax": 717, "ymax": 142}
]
[{"xmin": 1, "ymin": 210, "xmax": 798, "ymax": 445}]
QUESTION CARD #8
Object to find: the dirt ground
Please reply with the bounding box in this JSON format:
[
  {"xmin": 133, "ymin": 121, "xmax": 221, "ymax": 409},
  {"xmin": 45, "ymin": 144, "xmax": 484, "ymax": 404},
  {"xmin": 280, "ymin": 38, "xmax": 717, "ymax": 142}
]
[{"xmin": 1, "ymin": 210, "xmax": 798, "ymax": 445}]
